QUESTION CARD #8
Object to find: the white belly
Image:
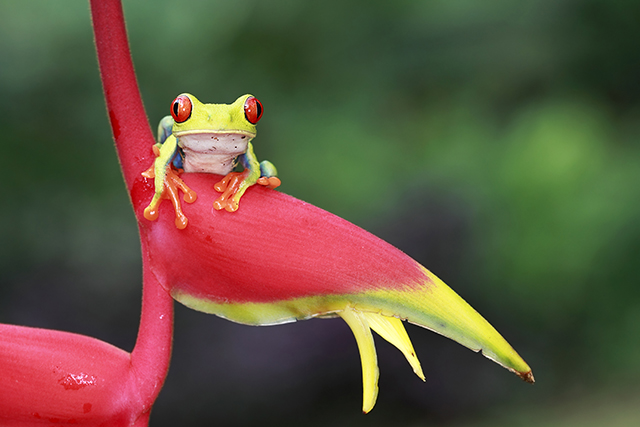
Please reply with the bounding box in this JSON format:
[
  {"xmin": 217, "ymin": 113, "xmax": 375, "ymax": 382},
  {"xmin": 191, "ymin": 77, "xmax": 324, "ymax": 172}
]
[{"xmin": 178, "ymin": 133, "xmax": 250, "ymax": 175}]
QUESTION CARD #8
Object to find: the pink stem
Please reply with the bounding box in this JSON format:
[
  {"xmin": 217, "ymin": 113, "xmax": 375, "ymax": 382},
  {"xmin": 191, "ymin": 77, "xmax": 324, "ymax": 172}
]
[
  {"xmin": 130, "ymin": 242, "xmax": 174, "ymax": 412},
  {"xmin": 89, "ymin": 0, "xmax": 174, "ymax": 411},
  {"xmin": 89, "ymin": 0, "xmax": 156, "ymax": 193}
]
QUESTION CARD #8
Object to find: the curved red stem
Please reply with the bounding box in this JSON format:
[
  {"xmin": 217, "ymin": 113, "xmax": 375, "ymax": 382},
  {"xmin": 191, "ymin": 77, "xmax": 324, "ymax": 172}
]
[
  {"xmin": 90, "ymin": 0, "xmax": 174, "ymax": 413},
  {"xmin": 90, "ymin": 0, "xmax": 156, "ymax": 193}
]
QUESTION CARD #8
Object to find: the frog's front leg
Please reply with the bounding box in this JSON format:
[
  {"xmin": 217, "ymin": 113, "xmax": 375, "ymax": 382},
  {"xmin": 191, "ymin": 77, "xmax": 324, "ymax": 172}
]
[
  {"xmin": 213, "ymin": 143, "xmax": 280, "ymax": 212},
  {"xmin": 142, "ymin": 136, "xmax": 197, "ymax": 229}
]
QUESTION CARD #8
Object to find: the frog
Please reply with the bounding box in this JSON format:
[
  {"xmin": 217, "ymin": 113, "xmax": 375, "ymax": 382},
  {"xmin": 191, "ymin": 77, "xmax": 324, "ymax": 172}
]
[{"xmin": 141, "ymin": 93, "xmax": 280, "ymax": 229}]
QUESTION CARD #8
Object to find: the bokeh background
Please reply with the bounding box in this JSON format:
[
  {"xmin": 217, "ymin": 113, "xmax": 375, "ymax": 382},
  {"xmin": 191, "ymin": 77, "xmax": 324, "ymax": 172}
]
[{"xmin": 2, "ymin": 0, "xmax": 640, "ymax": 425}]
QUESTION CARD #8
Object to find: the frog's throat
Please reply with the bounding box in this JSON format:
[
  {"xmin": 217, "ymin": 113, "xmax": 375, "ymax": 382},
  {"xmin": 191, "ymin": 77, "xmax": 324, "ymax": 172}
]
[{"xmin": 177, "ymin": 131, "xmax": 253, "ymax": 175}]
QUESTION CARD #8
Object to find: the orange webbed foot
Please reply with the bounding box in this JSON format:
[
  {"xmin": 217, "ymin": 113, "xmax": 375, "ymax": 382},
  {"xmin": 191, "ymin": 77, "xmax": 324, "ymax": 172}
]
[
  {"xmin": 257, "ymin": 176, "xmax": 281, "ymax": 189},
  {"xmin": 213, "ymin": 171, "xmax": 250, "ymax": 212},
  {"xmin": 142, "ymin": 165, "xmax": 197, "ymax": 229}
]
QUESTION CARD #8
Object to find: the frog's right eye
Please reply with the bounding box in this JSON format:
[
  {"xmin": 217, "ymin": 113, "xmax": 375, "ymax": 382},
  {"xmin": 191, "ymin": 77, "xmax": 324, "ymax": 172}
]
[
  {"xmin": 244, "ymin": 96, "xmax": 263, "ymax": 124},
  {"xmin": 171, "ymin": 95, "xmax": 192, "ymax": 123}
]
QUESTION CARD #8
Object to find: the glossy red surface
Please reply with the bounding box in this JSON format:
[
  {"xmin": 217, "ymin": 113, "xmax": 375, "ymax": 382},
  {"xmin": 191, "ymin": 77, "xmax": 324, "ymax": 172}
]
[{"xmin": 134, "ymin": 173, "xmax": 424, "ymax": 304}]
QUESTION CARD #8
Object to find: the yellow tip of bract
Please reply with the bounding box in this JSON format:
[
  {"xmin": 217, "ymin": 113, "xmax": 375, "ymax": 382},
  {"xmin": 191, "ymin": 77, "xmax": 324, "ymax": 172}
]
[
  {"xmin": 339, "ymin": 308, "xmax": 425, "ymax": 413},
  {"xmin": 172, "ymin": 262, "xmax": 533, "ymax": 413},
  {"xmin": 338, "ymin": 308, "xmax": 379, "ymax": 413},
  {"xmin": 362, "ymin": 312, "xmax": 425, "ymax": 381}
]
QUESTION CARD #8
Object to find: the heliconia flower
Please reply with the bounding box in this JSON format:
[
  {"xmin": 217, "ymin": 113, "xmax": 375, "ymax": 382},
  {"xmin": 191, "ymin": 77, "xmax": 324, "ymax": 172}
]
[
  {"xmin": 92, "ymin": 0, "xmax": 533, "ymax": 414},
  {"xmin": 132, "ymin": 173, "xmax": 534, "ymax": 413},
  {"xmin": 0, "ymin": 0, "xmax": 532, "ymax": 424}
]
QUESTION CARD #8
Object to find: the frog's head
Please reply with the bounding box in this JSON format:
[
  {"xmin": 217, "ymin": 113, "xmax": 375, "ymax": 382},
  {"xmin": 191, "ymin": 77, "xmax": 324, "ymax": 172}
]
[
  {"xmin": 170, "ymin": 93, "xmax": 263, "ymax": 138},
  {"xmin": 167, "ymin": 93, "xmax": 264, "ymax": 175}
]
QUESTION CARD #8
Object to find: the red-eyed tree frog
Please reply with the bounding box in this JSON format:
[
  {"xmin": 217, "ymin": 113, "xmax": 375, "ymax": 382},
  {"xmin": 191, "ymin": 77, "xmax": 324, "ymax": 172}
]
[{"xmin": 142, "ymin": 94, "xmax": 280, "ymax": 229}]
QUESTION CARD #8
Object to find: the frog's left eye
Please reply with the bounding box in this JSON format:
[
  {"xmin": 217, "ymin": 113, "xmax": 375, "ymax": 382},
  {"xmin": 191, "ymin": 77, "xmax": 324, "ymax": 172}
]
[
  {"xmin": 171, "ymin": 95, "xmax": 192, "ymax": 123},
  {"xmin": 244, "ymin": 96, "xmax": 263, "ymax": 124}
]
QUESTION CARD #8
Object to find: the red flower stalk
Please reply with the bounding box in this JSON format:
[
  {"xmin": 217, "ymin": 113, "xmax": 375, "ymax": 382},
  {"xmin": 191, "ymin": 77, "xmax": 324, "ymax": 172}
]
[
  {"xmin": 0, "ymin": 0, "xmax": 171, "ymax": 425},
  {"xmin": 0, "ymin": 0, "xmax": 533, "ymax": 423}
]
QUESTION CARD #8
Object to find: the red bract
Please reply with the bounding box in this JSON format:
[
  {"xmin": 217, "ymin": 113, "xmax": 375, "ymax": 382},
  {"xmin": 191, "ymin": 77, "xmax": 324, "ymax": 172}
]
[
  {"xmin": 0, "ymin": 256, "xmax": 172, "ymax": 426},
  {"xmin": 0, "ymin": 324, "xmax": 134, "ymax": 425},
  {"xmin": 135, "ymin": 174, "xmax": 422, "ymax": 304}
]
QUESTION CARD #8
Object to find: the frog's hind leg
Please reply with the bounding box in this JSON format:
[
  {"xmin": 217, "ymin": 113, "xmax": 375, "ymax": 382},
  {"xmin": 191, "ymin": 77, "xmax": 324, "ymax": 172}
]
[
  {"xmin": 257, "ymin": 160, "xmax": 281, "ymax": 189},
  {"xmin": 157, "ymin": 115, "xmax": 174, "ymax": 145}
]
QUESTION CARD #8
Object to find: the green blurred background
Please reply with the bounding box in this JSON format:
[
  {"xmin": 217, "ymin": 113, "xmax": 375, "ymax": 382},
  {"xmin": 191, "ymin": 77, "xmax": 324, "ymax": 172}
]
[{"xmin": 2, "ymin": 0, "xmax": 640, "ymax": 425}]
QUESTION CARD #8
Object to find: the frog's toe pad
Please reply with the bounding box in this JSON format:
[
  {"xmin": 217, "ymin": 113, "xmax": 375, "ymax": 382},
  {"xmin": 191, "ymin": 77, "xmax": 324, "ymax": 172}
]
[
  {"xmin": 257, "ymin": 176, "xmax": 281, "ymax": 189},
  {"xmin": 183, "ymin": 191, "xmax": 197, "ymax": 204},
  {"xmin": 175, "ymin": 215, "xmax": 188, "ymax": 230},
  {"xmin": 144, "ymin": 205, "xmax": 159, "ymax": 221},
  {"xmin": 213, "ymin": 197, "xmax": 239, "ymax": 212},
  {"xmin": 212, "ymin": 199, "xmax": 224, "ymax": 211},
  {"xmin": 214, "ymin": 181, "xmax": 228, "ymax": 193}
]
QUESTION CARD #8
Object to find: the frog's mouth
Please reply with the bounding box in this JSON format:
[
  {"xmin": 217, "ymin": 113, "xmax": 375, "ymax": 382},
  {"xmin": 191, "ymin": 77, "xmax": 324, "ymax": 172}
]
[
  {"xmin": 175, "ymin": 130, "xmax": 255, "ymax": 174},
  {"xmin": 174, "ymin": 129, "xmax": 256, "ymax": 139}
]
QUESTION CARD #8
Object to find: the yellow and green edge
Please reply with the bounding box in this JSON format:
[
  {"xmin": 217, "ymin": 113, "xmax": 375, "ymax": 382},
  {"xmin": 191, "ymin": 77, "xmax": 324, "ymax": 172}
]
[{"xmin": 172, "ymin": 264, "xmax": 534, "ymax": 413}]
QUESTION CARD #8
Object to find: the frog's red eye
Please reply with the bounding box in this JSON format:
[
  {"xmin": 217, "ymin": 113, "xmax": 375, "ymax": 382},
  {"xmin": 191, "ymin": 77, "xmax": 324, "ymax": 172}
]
[
  {"xmin": 244, "ymin": 96, "xmax": 263, "ymax": 124},
  {"xmin": 171, "ymin": 95, "xmax": 192, "ymax": 123}
]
